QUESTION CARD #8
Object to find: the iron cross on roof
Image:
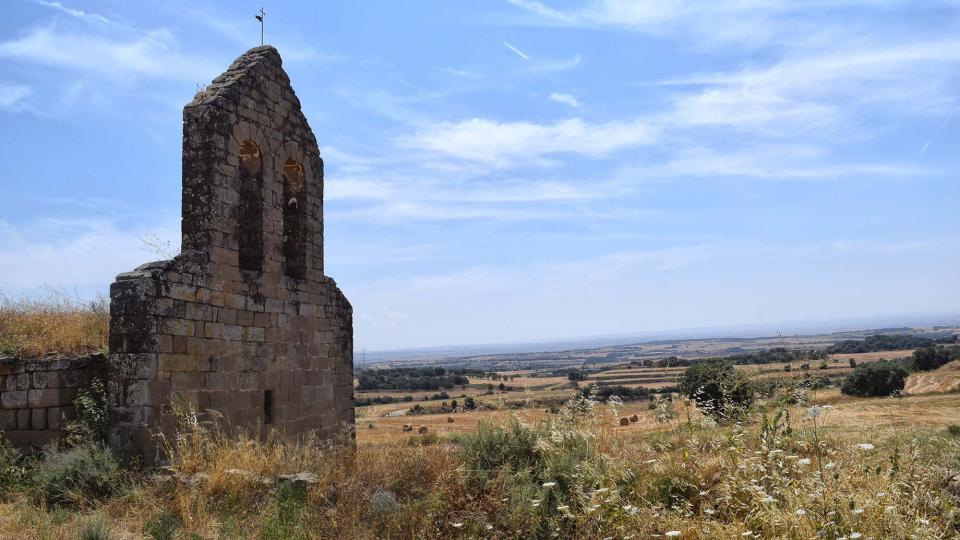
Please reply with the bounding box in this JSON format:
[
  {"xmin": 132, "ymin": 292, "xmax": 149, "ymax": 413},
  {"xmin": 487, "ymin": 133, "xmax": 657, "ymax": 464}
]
[{"xmin": 255, "ymin": 7, "xmax": 266, "ymax": 46}]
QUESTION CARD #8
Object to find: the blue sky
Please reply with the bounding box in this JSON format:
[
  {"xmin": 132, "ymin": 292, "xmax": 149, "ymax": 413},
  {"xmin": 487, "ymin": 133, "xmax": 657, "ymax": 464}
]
[{"xmin": 1, "ymin": 0, "xmax": 958, "ymax": 351}]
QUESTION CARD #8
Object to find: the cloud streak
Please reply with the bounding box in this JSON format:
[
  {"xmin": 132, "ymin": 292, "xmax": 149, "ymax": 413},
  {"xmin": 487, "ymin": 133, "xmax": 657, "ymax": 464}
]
[
  {"xmin": 404, "ymin": 117, "xmax": 658, "ymax": 165},
  {"xmin": 501, "ymin": 40, "xmax": 530, "ymax": 60},
  {"xmin": 0, "ymin": 25, "xmax": 217, "ymax": 83},
  {"xmin": 549, "ymin": 92, "xmax": 581, "ymax": 108}
]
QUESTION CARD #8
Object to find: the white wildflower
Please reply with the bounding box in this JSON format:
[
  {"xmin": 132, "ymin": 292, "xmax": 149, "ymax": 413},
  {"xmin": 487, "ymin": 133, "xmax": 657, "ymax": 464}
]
[
  {"xmin": 796, "ymin": 509, "xmax": 807, "ymax": 516},
  {"xmin": 452, "ymin": 522, "xmax": 463, "ymax": 528},
  {"xmin": 875, "ymin": 492, "xmax": 886, "ymax": 497},
  {"xmin": 918, "ymin": 518, "xmax": 930, "ymax": 525},
  {"xmin": 485, "ymin": 524, "xmax": 493, "ymax": 530},
  {"xmin": 855, "ymin": 443, "xmax": 875, "ymax": 450},
  {"xmin": 542, "ymin": 481, "xmax": 557, "ymax": 488},
  {"xmin": 850, "ymin": 533, "xmax": 862, "ymax": 539},
  {"xmin": 825, "ymin": 462, "xmax": 836, "ymax": 469},
  {"xmin": 809, "ymin": 405, "xmax": 821, "ymax": 418},
  {"xmin": 704, "ymin": 508, "xmax": 715, "ymax": 515},
  {"xmin": 798, "ymin": 458, "xmax": 812, "ymax": 466}
]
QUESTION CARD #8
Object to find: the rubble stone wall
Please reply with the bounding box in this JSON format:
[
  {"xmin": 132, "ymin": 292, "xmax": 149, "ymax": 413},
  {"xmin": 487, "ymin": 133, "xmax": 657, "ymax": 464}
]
[
  {"xmin": 108, "ymin": 46, "xmax": 354, "ymax": 465},
  {"xmin": 0, "ymin": 354, "xmax": 106, "ymax": 449}
]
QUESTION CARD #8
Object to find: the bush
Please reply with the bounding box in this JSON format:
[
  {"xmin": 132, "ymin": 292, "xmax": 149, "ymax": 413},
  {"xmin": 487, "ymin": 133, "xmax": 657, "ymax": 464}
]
[
  {"xmin": 0, "ymin": 440, "xmax": 25, "ymax": 496},
  {"xmin": 31, "ymin": 442, "xmax": 125, "ymax": 507},
  {"xmin": 909, "ymin": 345, "xmax": 960, "ymax": 372},
  {"xmin": 66, "ymin": 378, "xmax": 108, "ymax": 445},
  {"xmin": 679, "ymin": 360, "xmax": 754, "ymax": 422},
  {"xmin": 840, "ymin": 360, "xmax": 908, "ymax": 397},
  {"xmin": 79, "ymin": 515, "xmax": 114, "ymax": 540},
  {"xmin": 144, "ymin": 510, "xmax": 181, "ymax": 540},
  {"xmin": 260, "ymin": 482, "xmax": 308, "ymax": 539},
  {"xmin": 580, "ymin": 384, "xmax": 650, "ymax": 402},
  {"xmin": 650, "ymin": 473, "xmax": 697, "ymax": 510}
]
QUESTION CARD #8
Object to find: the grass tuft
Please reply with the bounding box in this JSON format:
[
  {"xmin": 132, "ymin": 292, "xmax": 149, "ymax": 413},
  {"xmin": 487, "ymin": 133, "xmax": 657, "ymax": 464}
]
[{"xmin": 0, "ymin": 289, "xmax": 108, "ymax": 358}]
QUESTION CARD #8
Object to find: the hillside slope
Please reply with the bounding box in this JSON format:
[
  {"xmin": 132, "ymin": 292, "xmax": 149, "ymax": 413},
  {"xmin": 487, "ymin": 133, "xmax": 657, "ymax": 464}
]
[{"xmin": 905, "ymin": 360, "xmax": 960, "ymax": 394}]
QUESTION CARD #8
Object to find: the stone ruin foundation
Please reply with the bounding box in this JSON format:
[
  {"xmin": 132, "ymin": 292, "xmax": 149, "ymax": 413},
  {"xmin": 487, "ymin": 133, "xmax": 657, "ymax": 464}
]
[{"xmin": 106, "ymin": 46, "xmax": 354, "ymax": 464}]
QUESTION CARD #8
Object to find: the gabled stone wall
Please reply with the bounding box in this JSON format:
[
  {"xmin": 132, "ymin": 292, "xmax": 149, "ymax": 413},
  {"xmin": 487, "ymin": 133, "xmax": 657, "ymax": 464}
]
[
  {"xmin": 0, "ymin": 354, "xmax": 106, "ymax": 449},
  {"xmin": 108, "ymin": 47, "xmax": 354, "ymax": 464}
]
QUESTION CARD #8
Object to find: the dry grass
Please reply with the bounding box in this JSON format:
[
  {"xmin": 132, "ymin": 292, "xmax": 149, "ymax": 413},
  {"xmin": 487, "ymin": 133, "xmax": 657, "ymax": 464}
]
[
  {"xmin": 904, "ymin": 360, "xmax": 960, "ymax": 394},
  {"xmin": 0, "ymin": 289, "xmax": 108, "ymax": 358},
  {"xmin": 0, "ymin": 389, "xmax": 957, "ymax": 539}
]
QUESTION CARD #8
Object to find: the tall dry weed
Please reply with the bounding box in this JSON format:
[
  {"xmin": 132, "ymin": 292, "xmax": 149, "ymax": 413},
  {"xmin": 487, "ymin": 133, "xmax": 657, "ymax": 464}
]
[{"xmin": 0, "ymin": 288, "xmax": 108, "ymax": 358}]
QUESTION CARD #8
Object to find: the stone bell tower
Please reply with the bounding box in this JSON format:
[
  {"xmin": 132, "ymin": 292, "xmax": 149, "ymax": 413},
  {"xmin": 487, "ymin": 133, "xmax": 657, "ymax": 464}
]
[{"xmin": 108, "ymin": 47, "xmax": 354, "ymax": 463}]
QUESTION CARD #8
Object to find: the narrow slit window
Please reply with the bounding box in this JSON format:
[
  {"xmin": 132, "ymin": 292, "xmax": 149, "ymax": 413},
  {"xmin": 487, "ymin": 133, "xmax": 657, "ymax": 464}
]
[
  {"xmin": 264, "ymin": 389, "xmax": 273, "ymax": 425},
  {"xmin": 238, "ymin": 140, "xmax": 264, "ymax": 272},
  {"xmin": 282, "ymin": 159, "xmax": 306, "ymax": 279}
]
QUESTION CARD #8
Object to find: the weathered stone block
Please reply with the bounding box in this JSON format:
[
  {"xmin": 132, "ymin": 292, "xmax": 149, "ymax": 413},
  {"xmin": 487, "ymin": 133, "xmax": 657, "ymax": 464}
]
[
  {"xmin": 1, "ymin": 390, "xmax": 28, "ymax": 409},
  {"xmin": 31, "ymin": 409, "xmax": 46, "ymax": 430},
  {"xmin": 28, "ymin": 388, "xmax": 70, "ymax": 409},
  {"xmin": 0, "ymin": 410, "xmax": 16, "ymax": 430}
]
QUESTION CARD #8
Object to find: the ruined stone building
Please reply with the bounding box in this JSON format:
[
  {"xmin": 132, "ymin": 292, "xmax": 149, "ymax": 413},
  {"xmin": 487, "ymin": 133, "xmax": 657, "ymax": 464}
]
[{"xmin": 107, "ymin": 46, "xmax": 354, "ymax": 463}]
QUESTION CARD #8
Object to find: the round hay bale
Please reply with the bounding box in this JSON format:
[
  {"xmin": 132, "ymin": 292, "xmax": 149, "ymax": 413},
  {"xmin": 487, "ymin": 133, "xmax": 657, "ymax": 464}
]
[
  {"xmin": 402, "ymin": 424, "xmax": 413, "ymax": 432},
  {"xmin": 418, "ymin": 426, "xmax": 429, "ymax": 434},
  {"xmin": 619, "ymin": 417, "xmax": 630, "ymax": 426},
  {"xmin": 446, "ymin": 416, "xmax": 455, "ymax": 423},
  {"xmin": 629, "ymin": 414, "xmax": 639, "ymax": 423}
]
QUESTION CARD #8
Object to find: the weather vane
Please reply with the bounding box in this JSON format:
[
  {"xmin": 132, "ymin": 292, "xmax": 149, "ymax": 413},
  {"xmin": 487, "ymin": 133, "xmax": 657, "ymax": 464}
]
[{"xmin": 255, "ymin": 7, "xmax": 266, "ymax": 46}]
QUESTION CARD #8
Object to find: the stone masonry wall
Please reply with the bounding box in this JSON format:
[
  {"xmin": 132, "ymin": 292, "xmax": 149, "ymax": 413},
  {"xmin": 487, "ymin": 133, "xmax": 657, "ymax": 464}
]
[
  {"xmin": 109, "ymin": 47, "xmax": 354, "ymax": 465},
  {"xmin": 0, "ymin": 354, "xmax": 106, "ymax": 449}
]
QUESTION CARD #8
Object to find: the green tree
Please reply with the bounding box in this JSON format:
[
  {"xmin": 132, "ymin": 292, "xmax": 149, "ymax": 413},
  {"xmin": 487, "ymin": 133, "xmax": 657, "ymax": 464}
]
[
  {"xmin": 679, "ymin": 360, "xmax": 754, "ymax": 422},
  {"xmin": 910, "ymin": 345, "xmax": 960, "ymax": 372},
  {"xmin": 840, "ymin": 360, "xmax": 908, "ymax": 397}
]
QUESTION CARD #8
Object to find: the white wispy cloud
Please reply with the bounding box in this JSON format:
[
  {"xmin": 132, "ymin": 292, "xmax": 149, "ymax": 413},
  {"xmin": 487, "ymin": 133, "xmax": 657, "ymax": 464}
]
[
  {"xmin": 502, "ymin": 40, "xmax": 531, "ymax": 60},
  {"xmin": 506, "ymin": 0, "xmax": 790, "ymax": 46},
  {"xmin": 0, "ymin": 25, "xmax": 217, "ymax": 83},
  {"xmin": 439, "ymin": 67, "xmax": 483, "ymax": 79},
  {"xmin": 0, "ymin": 84, "xmax": 30, "ymax": 108},
  {"xmin": 404, "ymin": 117, "xmax": 658, "ymax": 165},
  {"xmin": 639, "ymin": 145, "xmax": 932, "ymax": 181},
  {"xmin": 0, "ymin": 216, "xmax": 179, "ymax": 298},
  {"xmin": 32, "ymin": 0, "xmax": 114, "ymax": 26},
  {"xmin": 549, "ymin": 92, "xmax": 580, "ymax": 107}
]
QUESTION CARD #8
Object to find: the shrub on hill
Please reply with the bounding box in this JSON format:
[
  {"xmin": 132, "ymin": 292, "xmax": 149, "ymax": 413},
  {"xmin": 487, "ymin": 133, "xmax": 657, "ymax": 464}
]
[
  {"xmin": 356, "ymin": 367, "xmax": 473, "ymax": 391},
  {"xmin": 827, "ymin": 334, "xmax": 941, "ymax": 354},
  {"xmin": 580, "ymin": 384, "xmax": 650, "ymax": 403},
  {"xmin": 907, "ymin": 345, "xmax": 960, "ymax": 372},
  {"xmin": 840, "ymin": 360, "xmax": 908, "ymax": 397},
  {"xmin": 679, "ymin": 360, "xmax": 754, "ymax": 422}
]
